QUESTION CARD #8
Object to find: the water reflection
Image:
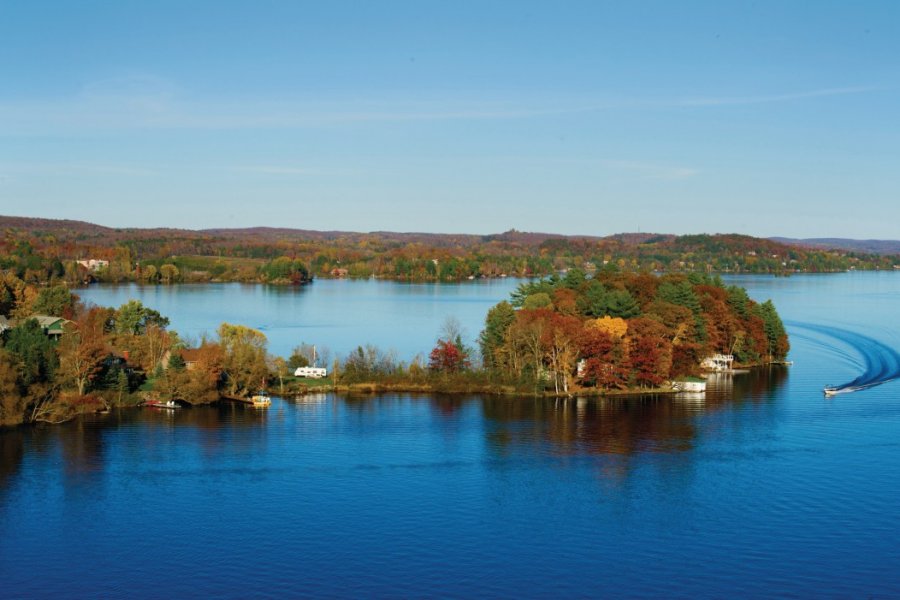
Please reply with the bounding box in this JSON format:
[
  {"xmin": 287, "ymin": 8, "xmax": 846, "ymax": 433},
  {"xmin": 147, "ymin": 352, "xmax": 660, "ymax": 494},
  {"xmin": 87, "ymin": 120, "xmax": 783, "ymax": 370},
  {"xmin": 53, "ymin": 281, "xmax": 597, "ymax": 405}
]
[
  {"xmin": 0, "ymin": 367, "xmax": 788, "ymax": 497},
  {"xmin": 481, "ymin": 366, "xmax": 788, "ymax": 459},
  {"xmin": 0, "ymin": 428, "xmax": 24, "ymax": 491}
]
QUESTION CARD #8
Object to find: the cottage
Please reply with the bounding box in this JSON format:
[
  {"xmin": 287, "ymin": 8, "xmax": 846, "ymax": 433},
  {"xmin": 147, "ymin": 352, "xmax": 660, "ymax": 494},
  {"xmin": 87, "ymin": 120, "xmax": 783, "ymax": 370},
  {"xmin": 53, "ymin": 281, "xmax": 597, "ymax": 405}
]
[
  {"xmin": 77, "ymin": 259, "xmax": 110, "ymax": 271},
  {"xmin": 161, "ymin": 347, "xmax": 204, "ymax": 370}
]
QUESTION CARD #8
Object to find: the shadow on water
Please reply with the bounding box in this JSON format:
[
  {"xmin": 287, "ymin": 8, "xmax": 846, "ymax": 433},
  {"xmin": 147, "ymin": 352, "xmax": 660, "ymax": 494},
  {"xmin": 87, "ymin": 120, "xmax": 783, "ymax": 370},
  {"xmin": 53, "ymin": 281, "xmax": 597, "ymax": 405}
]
[
  {"xmin": 789, "ymin": 321, "xmax": 900, "ymax": 394},
  {"xmin": 478, "ymin": 366, "xmax": 789, "ymax": 460},
  {"xmin": 0, "ymin": 368, "xmax": 790, "ymax": 493},
  {"xmin": 0, "ymin": 429, "xmax": 25, "ymax": 493}
]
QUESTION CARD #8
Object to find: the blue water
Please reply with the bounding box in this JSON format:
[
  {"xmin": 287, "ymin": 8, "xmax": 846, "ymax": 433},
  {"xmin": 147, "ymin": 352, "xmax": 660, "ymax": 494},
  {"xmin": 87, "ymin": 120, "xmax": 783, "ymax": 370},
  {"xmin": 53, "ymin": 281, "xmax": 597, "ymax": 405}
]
[
  {"xmin": 76, "ymin": 279, "xmax": 523, "ymax": 360},
  {"xmin": 3, "ymin": 272, "xmax": 900, "ymax": 597}
]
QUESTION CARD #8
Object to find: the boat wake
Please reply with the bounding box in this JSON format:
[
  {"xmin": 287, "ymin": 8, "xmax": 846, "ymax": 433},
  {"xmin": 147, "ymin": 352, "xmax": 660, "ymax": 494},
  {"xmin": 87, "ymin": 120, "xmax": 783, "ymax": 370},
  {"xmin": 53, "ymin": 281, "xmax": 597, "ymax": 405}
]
[{"xmin": 788, "ymin": 322, "xmax": 900, "ymax": 395}]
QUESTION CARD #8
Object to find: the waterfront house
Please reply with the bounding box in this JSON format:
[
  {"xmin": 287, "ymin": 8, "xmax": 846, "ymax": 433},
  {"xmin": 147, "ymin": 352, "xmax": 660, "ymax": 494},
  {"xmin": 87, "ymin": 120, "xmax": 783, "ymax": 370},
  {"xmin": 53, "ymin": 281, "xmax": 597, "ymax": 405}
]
[{"xmin": 77, "ymin": 259, "xmax": 110, "ymax": 271}]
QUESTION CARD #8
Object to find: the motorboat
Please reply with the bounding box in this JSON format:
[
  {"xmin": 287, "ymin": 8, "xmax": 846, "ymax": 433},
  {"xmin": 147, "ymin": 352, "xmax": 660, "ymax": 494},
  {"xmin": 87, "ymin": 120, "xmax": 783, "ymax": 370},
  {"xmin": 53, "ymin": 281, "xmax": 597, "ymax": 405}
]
[{"xmin": 251, "ymin": 390, "xmax": 271, "ymax": 407}]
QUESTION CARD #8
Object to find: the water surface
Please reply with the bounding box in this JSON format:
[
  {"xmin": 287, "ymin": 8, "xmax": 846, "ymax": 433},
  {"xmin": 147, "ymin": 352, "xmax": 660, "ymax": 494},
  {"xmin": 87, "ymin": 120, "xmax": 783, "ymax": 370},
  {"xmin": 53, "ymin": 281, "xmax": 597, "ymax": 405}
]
[{"xmin": 3, "ymin": 273, "xmax": 900, "ymax": 597}]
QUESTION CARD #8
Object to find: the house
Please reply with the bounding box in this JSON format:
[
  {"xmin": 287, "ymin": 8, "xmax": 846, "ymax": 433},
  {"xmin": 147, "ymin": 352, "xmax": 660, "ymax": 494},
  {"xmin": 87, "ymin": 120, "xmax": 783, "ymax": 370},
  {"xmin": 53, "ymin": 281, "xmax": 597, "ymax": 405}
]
[
  {"xmin": 0, "ymin": 315, "xmax": 69, "ymax": 338},
  {"xmin": 179, "ymin": 348, "xmax": 203, "ymax": 369},
  {"xmin": 77, "ymin": 259, "xmax": 110, "ymax": 271},
  {"xmin": 34, "ymin": 316, "xmax": 68, "ymax": 338}
]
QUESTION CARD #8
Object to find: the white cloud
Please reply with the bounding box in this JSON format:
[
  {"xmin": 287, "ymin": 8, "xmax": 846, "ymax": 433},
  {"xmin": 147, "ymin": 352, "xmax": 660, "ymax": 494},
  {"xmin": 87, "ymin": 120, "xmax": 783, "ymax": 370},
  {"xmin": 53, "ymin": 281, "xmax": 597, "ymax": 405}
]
[{"xmin": 0, "ymin": 76, "xmax": 889, "ymax": 136}]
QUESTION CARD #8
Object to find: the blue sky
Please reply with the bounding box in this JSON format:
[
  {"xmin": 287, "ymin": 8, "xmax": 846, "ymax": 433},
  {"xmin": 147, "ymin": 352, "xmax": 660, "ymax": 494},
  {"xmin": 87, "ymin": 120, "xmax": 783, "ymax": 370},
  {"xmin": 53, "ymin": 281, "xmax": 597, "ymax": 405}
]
[{"xmin": 1, "ymin": 1, "xmax": 898, "ymax": 238}]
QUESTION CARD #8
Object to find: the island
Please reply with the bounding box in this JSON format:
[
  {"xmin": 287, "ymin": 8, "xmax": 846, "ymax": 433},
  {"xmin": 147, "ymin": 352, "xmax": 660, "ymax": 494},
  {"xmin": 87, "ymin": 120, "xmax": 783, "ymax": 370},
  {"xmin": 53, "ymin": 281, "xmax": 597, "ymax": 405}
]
[{"xmin": 0, "ymin": 266, "xmax": 788, "ymax": 428}]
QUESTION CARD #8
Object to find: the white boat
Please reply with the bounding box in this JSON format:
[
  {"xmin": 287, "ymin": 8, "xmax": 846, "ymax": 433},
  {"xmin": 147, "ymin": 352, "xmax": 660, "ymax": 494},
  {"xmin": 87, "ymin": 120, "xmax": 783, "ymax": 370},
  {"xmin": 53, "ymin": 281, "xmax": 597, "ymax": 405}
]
[
  {"xmin": 823, "ymin": 385, "xmax": 841, "ymax": 397},
  {"xmin": 251, "ymin": 390, "xmax": 271, "ymax": 407},
  {"xmin": 146, "ymin": 399, "xmax": 180, "ymax": 409},
  {"xmin": 673, "ymin": 379, "xmax": 707, "ymax": 393}
]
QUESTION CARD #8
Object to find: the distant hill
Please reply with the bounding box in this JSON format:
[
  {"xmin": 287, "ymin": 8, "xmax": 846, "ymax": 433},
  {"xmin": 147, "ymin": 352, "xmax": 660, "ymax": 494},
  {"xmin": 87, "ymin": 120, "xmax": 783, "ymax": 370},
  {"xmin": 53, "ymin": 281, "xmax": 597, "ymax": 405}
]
[
  {"xmin": 2, "ymin": 215, "xmax": 899, "ymax": 284},
  {"xmin": 771, "ymin": 237, "xmax": 900, "ymax": 256}
]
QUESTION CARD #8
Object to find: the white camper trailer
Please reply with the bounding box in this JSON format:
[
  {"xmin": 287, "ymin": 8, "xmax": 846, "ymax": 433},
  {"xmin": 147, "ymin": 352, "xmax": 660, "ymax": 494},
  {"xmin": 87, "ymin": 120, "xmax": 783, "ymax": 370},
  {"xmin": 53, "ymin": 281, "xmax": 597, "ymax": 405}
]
[{"xmin": 294, "ymin": 366, "xmax": 328, "ymax": 379}]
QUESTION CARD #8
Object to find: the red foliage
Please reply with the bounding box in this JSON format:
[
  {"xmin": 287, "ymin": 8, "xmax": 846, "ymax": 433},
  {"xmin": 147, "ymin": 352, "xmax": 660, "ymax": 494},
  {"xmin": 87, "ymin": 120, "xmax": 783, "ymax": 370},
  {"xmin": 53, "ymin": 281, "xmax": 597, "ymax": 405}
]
[
  {"xmin": 578, "ymin": 327, "xmax": 628, "ymax": 389},
  {"xmin": 428, "ymin": 339, "xmax": 471, "ymax": 373}
]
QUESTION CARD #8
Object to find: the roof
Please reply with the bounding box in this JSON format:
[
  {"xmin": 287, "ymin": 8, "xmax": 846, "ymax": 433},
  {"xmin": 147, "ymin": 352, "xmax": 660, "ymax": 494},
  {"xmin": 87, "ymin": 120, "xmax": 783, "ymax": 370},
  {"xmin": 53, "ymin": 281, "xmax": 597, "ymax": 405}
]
[
  {"xmin": 32, "ymin": 315, "xmax": 65, "ymax": 328},
  {"xmin": 179, "ymin": 348, "xmax": 203, "ymax": 363}
]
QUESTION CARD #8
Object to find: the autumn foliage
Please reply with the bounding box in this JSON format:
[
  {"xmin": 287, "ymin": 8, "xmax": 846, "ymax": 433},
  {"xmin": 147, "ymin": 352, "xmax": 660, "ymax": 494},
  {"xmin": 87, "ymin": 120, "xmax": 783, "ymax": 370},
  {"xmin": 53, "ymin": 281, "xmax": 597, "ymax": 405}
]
[{"xmin": 481, "ymin": 270, "xmax": 789, "ymax": 391}]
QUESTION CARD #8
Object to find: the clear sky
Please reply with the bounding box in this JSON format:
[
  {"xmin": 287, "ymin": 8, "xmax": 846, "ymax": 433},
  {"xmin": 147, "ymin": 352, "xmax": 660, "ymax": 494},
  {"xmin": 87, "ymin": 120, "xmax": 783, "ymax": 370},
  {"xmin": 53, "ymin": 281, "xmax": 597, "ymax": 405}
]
[{"xmin": 1, "ymin": 1, "xmax": 898, "ymax": 238}]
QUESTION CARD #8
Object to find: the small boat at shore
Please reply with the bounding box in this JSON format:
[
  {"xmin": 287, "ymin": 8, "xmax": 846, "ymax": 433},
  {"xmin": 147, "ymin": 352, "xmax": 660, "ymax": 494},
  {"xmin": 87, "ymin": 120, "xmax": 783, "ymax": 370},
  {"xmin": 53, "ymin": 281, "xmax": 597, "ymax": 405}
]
[
  {"xmin": 672, "ymin": 377, "xmax": 707, "ymax": 393},
  {"xmin": 251, "ymin": 390, "xmax": 271, "ymax": 407},
  {"xmin": 145, "ymin": 400, "xmax": 180, "ymax": 409}
]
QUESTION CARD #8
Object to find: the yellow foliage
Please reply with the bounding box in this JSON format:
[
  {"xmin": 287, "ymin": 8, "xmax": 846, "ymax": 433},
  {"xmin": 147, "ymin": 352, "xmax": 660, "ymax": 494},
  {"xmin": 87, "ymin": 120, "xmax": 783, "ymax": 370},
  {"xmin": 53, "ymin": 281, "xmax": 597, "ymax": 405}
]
[{"xmin": 588, "ymin": 316, "xmax": 628, "ymax": 339}]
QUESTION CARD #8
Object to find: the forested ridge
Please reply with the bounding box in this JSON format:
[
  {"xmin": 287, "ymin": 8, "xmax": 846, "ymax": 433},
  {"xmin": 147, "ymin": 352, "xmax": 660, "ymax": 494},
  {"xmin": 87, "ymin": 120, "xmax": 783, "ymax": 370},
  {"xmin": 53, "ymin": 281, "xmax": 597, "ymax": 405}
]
[{"xmin": 2, "ymin": 216, "xmax": 898, "ymax": 285}]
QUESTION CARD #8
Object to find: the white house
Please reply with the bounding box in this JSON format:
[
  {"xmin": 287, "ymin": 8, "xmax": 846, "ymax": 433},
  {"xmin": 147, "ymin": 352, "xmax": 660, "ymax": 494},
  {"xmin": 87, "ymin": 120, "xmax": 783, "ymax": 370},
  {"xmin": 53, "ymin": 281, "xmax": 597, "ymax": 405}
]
[{"xmin": 77, "ymin": 259, "xmax": 110, "ymax": 271}]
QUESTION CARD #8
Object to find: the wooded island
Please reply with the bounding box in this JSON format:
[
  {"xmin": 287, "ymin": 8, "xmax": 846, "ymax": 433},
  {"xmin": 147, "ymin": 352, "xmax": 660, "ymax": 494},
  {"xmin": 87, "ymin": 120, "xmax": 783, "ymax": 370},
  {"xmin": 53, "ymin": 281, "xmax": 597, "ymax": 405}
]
[{"xmin": 0, "ymin": 265, "xmax": 788, "ymax": 428}]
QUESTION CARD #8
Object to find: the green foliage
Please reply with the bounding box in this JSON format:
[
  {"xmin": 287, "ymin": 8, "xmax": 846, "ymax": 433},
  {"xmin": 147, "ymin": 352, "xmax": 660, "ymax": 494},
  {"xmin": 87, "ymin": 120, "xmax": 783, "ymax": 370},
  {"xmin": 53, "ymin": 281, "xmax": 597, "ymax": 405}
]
[
  {"xmin": 562, "ymin": 268, "xmax": 586, "ymax": 289},
  {"xmin": 260, "ymin": 256, "xmax": 310, "ymax": 283},
  {"xmin": 577, "ymin": 282, "xmax": 640, "ymax": 318},
  {"xmin": 3, "ymin": 319, "xmax": 58, "ymax": 386},
  {"xmin": 32, "ymin": 286, "xmax": 78, "ymax": 317},
  {"xmin": 115, "ymin": 300, "xmax": 170, "ymax": 335},
  {"xmin": 168, "ymin": 352, "xmax": 186, "ymax": 371},
  {"xmin": 523, "ymin": 292, "xmax": 552, "ymax": 310},
  {"xmin": 287, "ymin": 351, "xmax": 309, "ymax": 370},
  {"xmin": 479, "ymin": 301, "xmax": 516, "ymax": 370},
  {"xmin": 510, "ymin": 278, "xmax": 557, "ymax": 307},
  {"xmin": 605, "ymin": 290, "xmax": 641, "ymax": 319},
  {"xmin": 756, "ymin": 300, "xmax": 790, "ymax": 360},
  {"xmin": 657, "ymin": 280, "xmax": 701, "ymax": 314}
]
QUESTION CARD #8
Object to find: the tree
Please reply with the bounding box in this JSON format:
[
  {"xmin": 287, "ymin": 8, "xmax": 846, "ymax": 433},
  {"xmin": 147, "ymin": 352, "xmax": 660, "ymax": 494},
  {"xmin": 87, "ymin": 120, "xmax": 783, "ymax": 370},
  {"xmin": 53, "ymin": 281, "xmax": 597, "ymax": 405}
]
[
  {"xmin": 57, "ymin": 309, "xmax": 108, "ymax": 395},
  {"xmin": 0, "ymin": 349, "xmax": 26, "ymax": 427},
  {"xmin": 0, "ymin": 274, "xmax": 26, "ymax": 317},
  {"xmin": 606, "ymin": 290, "xmax": 641, "ymax": 319},
  {"xmin": 159, "ymin": 264, "xmax": 180, "ymax": 284},
  {"xmin": 523, "ymin": 292, "xmax": 552, "ymax": 310},
  {"xmin": 578, "ymin": 326, "xmax": 628, "ymax": 389},
  {"xmin": 626, "ymin": 317, "xmax": 673, "ymax": 388},
  {"xmin": 32, "ymin": 286, "xmax": 78, "ymax": 318},
  {"xmin": 218, "ymin": 323, "xmax": 269, "ymax": 396},
  {"xmin": 142, "ymin": 264, "xmax": 160, "ymax": 283},
  {"xmin": 577, "ymin": 280, "xmax": 609, "ymax": 317},
  {"xmin": 428, "ymin": 339, "xmax": 471, "ymax": 373},
  {"xmin": 115, "ymin": 300, "xmax": 169, "ymax": 335},
  {"xmin": 541, "ymin": 313, "xmax": 581, "ymax": 393},
  {"xmin": 757, "ymin": 300, "xmax": 789, "ymax": 360},
  {"xmin": 589, "ymin": 316, "xmax": 628, "ymax": 339},
  {"xmin": 479, "ymin": 301, "xmax": 515, "ymax": 371},
  {"xmin": 4, "ymin": 318, "xmax": 58, "ymax": 386},
  {"xmin": 271, "ymin": 356, "xmax": 289, "ymax": 395}
]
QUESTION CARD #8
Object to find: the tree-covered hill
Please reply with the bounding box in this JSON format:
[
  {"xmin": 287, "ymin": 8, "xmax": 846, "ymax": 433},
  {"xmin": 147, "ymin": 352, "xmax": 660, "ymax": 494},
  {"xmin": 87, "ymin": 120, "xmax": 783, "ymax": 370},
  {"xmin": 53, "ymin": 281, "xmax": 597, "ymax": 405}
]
[{"xmin": 1, "ymin": 215, "xmax": 898, "ymax": 284}]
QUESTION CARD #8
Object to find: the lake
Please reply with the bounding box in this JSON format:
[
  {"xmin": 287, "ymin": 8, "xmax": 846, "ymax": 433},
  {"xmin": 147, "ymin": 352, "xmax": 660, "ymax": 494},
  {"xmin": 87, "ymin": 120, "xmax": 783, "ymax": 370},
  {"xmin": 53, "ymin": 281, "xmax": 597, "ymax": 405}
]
[
  {"xmin": 3, "ymin": 273, "xmax": 900, "ymax": 597},
  {"xmin": 77, "ymin": 278, "xmax": 526, "ymax": 361}
]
